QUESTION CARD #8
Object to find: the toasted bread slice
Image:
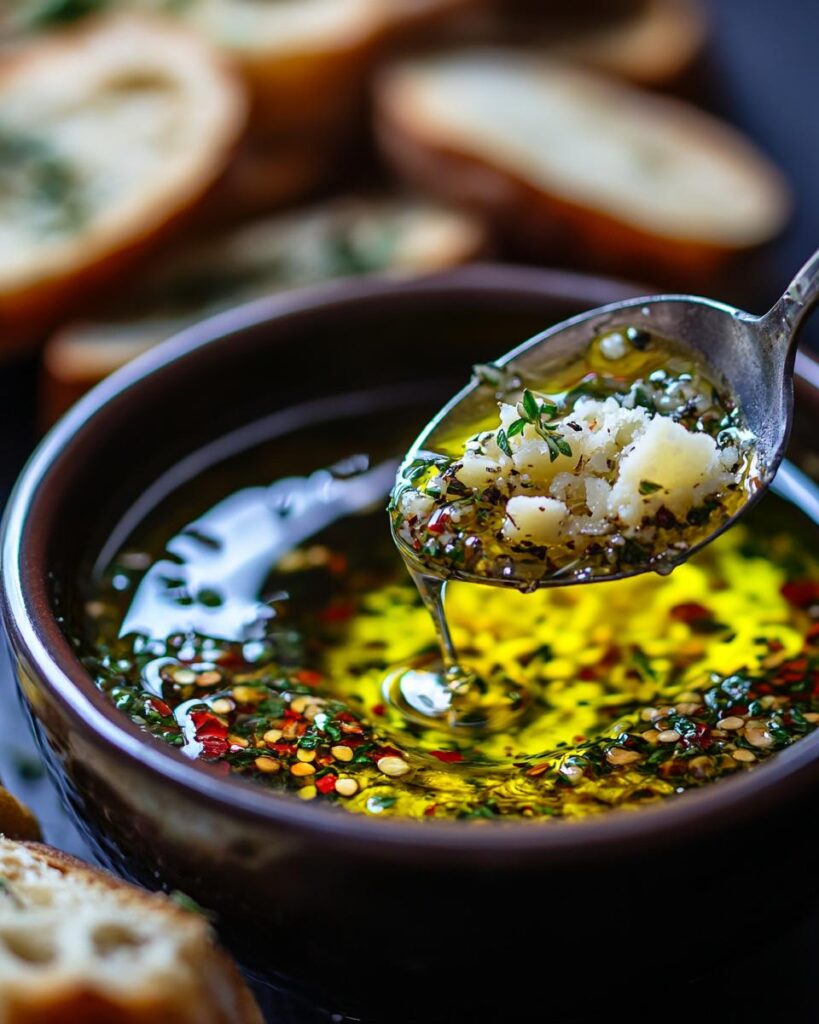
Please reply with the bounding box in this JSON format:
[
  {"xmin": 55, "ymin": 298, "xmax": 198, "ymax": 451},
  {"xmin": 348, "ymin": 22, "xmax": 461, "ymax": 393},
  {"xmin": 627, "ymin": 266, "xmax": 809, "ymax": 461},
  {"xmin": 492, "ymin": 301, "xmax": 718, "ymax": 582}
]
[
  {"xmin": 40, "ymin": 197, "xmax": 488, "ymax": 421},
  {"xmin": 376, "ymin": 51, "xmax": 789, "ymax": 280},
  {"xmin": 0, "ymin": 840, "xmax": 262, "ymax": 1024},
  {"xmin": 0, "ymin": 14, "xmax": 246, "ymax": 358},
  {"xmin": 0, "ymin": 791, "xmax": 40, "ymax": 844}
]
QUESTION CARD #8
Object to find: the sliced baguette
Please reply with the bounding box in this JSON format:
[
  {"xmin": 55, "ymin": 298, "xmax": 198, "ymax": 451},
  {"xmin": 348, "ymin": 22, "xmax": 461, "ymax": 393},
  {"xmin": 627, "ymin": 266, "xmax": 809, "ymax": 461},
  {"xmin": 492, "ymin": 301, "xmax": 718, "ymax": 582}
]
[
  {"xmin": 0, "ymin": 840, "xmax": 262, "ymax": 1024},
  {"xmin": 0, "ymin": 14, "xmax": 246, "ymax": 358},
  {"xmin": 376, "ymin": 51, "xmax": 790, "ymax": 280},
  {"xmin": 40, "ymin": 197, "xmax": 488, "ymax": 421},
  {"xmin": 0, "ymin": 791, "xmax": 40, "ymax": 844}
]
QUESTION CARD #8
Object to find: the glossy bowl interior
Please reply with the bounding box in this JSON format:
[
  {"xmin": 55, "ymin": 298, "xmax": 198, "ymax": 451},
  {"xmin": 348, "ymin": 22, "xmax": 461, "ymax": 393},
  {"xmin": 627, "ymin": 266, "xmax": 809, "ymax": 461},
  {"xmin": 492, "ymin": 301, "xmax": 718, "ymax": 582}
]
[{"xmin": 3, "ymin": 265, "xmax": 819, "ymax": 1018}]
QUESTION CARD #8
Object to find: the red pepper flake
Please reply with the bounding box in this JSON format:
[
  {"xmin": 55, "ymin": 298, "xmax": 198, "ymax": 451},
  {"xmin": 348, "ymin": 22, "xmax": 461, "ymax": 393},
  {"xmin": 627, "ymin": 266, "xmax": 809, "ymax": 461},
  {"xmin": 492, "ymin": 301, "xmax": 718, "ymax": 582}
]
[
  {"xmin": 430, "ymin": 750, "xmax": 463, "ymax": 763},
  {"xmin": 578, "ymin": 667, "xmax": 597, "ymax": 681},
  {"xmin": 779, "ymin": 658, "xmax": 808, "ymax": 677},
  {"xmin": 268, "ymin": 741, "xmax": 297, "ymax": 757},
  {"xmin": 373, "ymin": 745, "xmax": 403, "ymax": 761},
  {"xmin": 573, "ymin": 735, "xmax": 586, "ymax": 744},
  {"xmin": 693, "ymin": 723, "xmax": 713, "ymax": 750},
  {"xmin": 336, "ymin": 711, "xmax": 358, "ymax": 723},
  {"xmin": 424, "ymin": 804, "xmax": 437, "ymax": 817},
  {"xmin": 370, "ymin": 703, "xmax": 386, "ymax": 717},
  {"xmin": 328, "ymin": 554, "xmax": 348, "ymax": 575},
  {"xmin": 670, "ymin": 602, "xmax": 711, "ymax": 624},
  {"xmin": 191, "ymin": 711, "xmax": 228, "ymax": 740},
  {"xmin": 600, "ymin": 645, "xmax": 621, "ymax": 668},
  {"xmin": 318, "ymin": 604, "xmax": 355, "ymax": 624},
  {"xmin": 805, "ymin": 623, "xmax": 819, "ymax": 646},
  {"xmin": 149, "ymin": 698, "xmax": 172, "ymax": 718},
  {"xmin": 781, "ymin": 581, "xmax": 819, "ymax": 608},
  {"xmin": 294, "ymin": 669, "xmax": 323, "ymax": 688},
  {"xmin": 200, "ymin": 736, "xmax": 229, "ymax": 758},
  {"xmin": 426, "ymin": 508, "xmax": 450, "ymax": 535},
  {"xmin": 212, "ymin": 650, "xmax": 243, "ymax": 667},
  {"xmin": 283, "ymin": 709, "xmax": 302, "ymax": 721},
  {"xmin": 316, "ymin": 774, "xmax": 337, "ymax": 795},
  {"xmin": 659, "ymin": 760, "xmax": 687, "ymax": 778}
]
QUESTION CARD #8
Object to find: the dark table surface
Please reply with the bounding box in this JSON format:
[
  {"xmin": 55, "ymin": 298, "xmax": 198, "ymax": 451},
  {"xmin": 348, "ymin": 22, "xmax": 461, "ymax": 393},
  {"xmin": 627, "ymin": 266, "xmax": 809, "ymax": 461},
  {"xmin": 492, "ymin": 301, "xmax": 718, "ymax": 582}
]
[{"xmin": 2, "ymin": 2, "xmax": 818, "ymax": 1020}]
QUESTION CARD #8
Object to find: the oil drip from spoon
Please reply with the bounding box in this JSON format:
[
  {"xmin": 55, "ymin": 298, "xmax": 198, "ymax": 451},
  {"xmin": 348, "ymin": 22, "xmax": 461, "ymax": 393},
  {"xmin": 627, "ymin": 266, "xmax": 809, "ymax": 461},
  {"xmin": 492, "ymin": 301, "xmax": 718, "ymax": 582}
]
[{"xmin": 382, "ymin": 567, "xmax": 529, "ymax": 732}]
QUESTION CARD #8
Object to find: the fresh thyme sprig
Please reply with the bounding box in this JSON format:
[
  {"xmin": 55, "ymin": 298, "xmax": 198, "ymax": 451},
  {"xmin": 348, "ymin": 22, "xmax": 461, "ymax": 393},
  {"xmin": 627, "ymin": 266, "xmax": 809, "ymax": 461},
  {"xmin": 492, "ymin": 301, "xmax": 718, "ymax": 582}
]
[{"xmin": 500, "ymin": 389, "xmax": 573, "ymax": 463}]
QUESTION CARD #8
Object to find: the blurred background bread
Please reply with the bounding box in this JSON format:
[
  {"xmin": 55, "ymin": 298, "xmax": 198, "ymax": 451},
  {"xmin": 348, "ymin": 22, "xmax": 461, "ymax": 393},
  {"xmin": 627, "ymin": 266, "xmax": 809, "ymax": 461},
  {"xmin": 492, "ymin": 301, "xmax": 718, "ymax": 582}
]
[
  {"xmin": 0, "ymin": 0, "xmax": 794, "ymax": 413},
  {"xmin": 436, "ymin": 0, "xmax": 708, "ymax": 88},
  {"xmin": 0, "ymin": 14, "xmax": 246, "ymax": 356},
  {"xmin": 153, "ymin": 0, "xmax": 385, "ymax": 142},
  {"xmin": 375, "ymin": 51, "xmax": 790, "ymax": 281},
  {"xmin": 41, "ymin": 196, "xmax": 488, "ymax": 421},
  {"xmin": 0, "ymin": 839, "xmax": 262, "ymax": 1023}
]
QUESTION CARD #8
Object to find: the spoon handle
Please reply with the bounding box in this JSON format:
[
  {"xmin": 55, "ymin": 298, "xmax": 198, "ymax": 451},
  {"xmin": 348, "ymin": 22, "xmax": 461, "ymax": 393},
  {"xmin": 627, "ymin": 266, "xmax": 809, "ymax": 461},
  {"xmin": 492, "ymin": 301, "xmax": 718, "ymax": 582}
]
[{"xmin": 763, "ymin": 247, "xmax": 819, "ymax": 337}]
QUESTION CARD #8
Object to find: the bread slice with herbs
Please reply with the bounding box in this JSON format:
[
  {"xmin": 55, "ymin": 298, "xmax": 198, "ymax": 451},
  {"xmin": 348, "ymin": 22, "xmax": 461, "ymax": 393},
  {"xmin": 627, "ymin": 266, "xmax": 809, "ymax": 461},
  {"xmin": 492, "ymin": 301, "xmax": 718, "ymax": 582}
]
[
  {"xmin": 376, "ymin": 50, "xmax": 790, "ymax": 281},
  {"xmin": 0, "ymin": 13, "xmax": 246, "ymax": 357},
  {"xmin": 0, "ymin": 840, "xmax": 262, "ymax": 1024},
  {"xmin": 41, "ymin": 197, "xmax": 488, "ymax": 421}
]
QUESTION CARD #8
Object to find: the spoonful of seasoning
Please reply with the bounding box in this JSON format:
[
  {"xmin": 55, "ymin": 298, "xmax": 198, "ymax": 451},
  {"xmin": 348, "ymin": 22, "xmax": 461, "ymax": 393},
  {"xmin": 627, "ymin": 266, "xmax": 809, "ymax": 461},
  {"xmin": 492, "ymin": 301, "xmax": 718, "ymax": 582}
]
[{"xmin": 385, "ymin": 249, "xmax": 819, "ymax": 732}]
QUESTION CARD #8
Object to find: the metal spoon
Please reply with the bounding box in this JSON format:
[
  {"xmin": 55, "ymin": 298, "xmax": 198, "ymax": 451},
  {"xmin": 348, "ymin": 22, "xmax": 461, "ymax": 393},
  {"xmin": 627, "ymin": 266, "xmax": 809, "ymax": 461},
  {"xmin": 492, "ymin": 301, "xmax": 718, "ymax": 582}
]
[
  {"xmin": 393, "ymin": 247, "xmax": 819, "ymax": 591},
  {"xmin": 385, "ymin": 250, "xmax": 819, "ymax": 731}
]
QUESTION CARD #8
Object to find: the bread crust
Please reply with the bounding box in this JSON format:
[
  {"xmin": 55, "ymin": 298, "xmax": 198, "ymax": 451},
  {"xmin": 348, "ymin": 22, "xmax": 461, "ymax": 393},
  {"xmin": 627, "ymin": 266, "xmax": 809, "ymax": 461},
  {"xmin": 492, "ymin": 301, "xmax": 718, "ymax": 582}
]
[
  {"xmin": 0, "ymin": 841, "xmax": 263, "ymax": 1024},
  {"xmin": 552, "ymin": 0, "xmax": 708, "ymax": 87},
  {"xmin": 0, "ymin": 14, "xmax": 247, "ymax": 359},
  {"xmin": 0, "ymin": 791, "xmax": 40, "ymax": 843}
]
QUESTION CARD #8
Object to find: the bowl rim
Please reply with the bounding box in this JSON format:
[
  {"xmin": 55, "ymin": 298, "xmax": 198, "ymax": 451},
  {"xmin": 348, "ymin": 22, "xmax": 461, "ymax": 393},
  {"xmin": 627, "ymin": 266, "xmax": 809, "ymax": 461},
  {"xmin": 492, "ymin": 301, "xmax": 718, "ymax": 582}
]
[{"xmin": 4, "ymin": 263, "xmax": 819, "ymax": 866}]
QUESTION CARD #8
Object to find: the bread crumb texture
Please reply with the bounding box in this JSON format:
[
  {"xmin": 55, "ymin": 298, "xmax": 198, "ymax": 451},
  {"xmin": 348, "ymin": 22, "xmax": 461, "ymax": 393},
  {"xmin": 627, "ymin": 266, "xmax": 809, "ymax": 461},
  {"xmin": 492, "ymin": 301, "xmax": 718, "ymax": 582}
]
[{"xmin": 0, "ymin": 840, "xmax": 262, "ymax": 1024}]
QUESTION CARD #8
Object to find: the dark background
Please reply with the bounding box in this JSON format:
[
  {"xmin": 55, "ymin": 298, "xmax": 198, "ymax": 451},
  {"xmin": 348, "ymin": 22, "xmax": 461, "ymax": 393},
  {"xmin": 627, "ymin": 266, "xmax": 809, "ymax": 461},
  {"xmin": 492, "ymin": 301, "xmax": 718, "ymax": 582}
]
[{"xmin": 2, "ymin": 2, "xmax": 818, "ymax": 1020}]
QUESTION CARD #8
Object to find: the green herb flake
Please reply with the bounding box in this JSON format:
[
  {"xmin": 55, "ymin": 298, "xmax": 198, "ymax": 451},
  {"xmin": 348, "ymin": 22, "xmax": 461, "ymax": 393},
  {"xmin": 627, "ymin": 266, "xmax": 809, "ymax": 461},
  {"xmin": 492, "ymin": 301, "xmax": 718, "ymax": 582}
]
[{"xmin": 639, "ymin": 480, "xmax": 662, "ymax": 495}]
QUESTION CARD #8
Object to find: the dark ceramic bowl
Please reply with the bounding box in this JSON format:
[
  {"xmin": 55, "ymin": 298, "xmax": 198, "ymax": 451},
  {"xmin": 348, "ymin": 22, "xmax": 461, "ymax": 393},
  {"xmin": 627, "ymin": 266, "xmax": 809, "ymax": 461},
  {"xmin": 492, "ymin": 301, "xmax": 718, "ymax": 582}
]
[{"xmin": 3, "ymin": 265, "xmax": 819, "ymax": 1021}]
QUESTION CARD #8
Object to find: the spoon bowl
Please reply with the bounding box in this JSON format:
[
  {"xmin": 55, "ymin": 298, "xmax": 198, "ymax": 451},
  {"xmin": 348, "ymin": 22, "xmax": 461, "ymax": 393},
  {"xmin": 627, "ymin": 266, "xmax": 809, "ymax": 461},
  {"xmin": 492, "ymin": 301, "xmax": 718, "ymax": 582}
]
[{"xmin": 393, "ymin": 248, "xmax": 819, "ymax": 590}]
